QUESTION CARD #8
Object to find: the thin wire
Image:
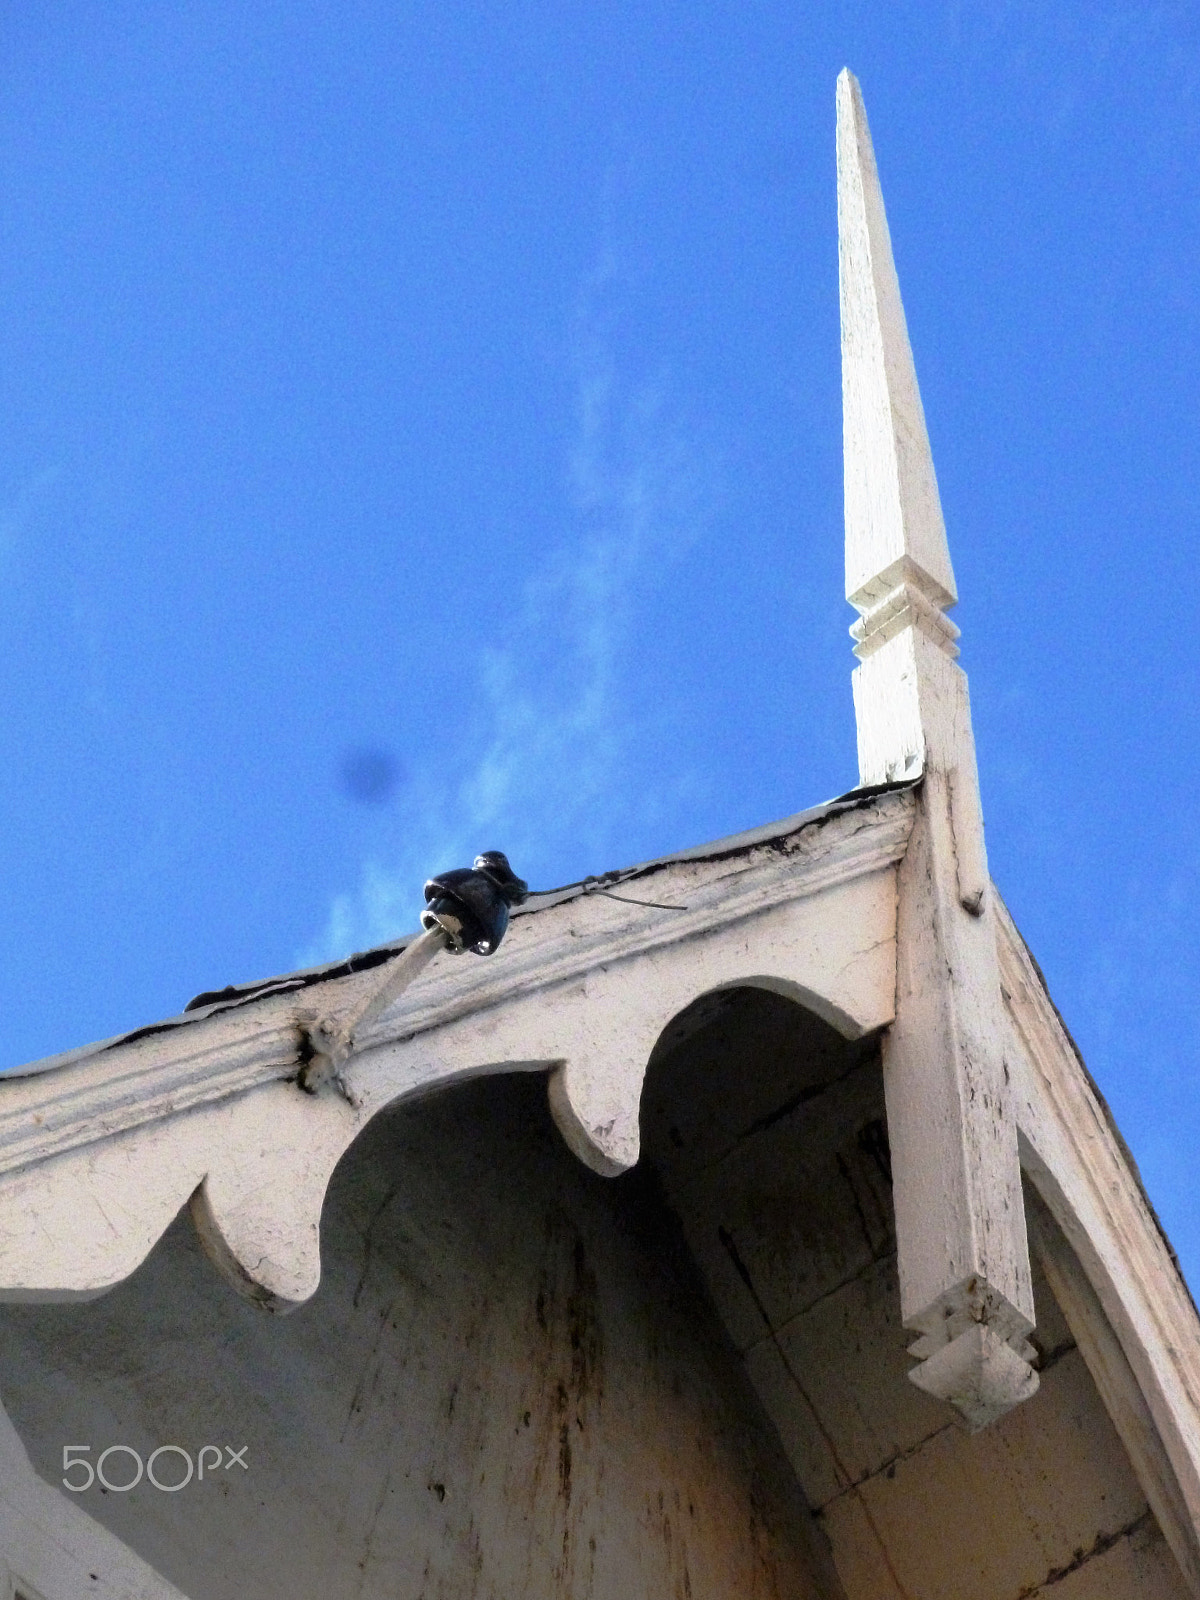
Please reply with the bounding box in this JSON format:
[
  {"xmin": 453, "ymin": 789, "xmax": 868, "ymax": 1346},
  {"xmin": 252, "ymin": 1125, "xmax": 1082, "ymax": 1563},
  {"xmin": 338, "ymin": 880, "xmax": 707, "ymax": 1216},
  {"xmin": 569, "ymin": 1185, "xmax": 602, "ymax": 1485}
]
[
  {"xmin": 595, "ymin": 889, "xmax": 689, "ymax": 912},
  {"xmin": 528, "ymin": 872, "xmax": 688, "ymax": 911}
]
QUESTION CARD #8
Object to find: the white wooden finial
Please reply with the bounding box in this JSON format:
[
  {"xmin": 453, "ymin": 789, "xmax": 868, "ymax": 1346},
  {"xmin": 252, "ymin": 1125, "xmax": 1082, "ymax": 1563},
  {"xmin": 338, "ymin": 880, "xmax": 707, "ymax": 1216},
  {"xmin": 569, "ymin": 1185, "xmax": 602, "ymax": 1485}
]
[
  {"xmin": 837, "ymin": 70, "xmax": 1038, "ymax": 1427},
  {"xmin": 838, "ymin": 67, "xmax": 960, "ymax": 783}
]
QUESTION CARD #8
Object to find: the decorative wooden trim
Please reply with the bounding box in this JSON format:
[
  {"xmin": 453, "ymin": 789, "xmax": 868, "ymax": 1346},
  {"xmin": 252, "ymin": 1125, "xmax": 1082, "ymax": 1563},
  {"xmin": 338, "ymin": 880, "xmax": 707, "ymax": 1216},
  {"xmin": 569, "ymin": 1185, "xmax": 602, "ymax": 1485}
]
[
  {"xmin": 0, "ymin": 1019, "xmax": 302, "ymax": 1180},
  {"xmin": 0, "ymin": 791, "xmax": 914, "ymax": 1183},
  {"xmin": 370, "ymin": 791, "xmax": 915, "ymax": 1050},
  {"xmin": 839, "ymin": 70, "xmax": 1035, "ymax": 1425},
  {"xmin": 1026, "ymin": 1186, "xmax": 1200, "ymax": 1596},
  {"xmin": 0, "ymin": 813, "xmax": 904, "ymax": 1310},
  {"xmin": 998, "ymin": 897, "xmax": 1200, "ymax": 1578}
]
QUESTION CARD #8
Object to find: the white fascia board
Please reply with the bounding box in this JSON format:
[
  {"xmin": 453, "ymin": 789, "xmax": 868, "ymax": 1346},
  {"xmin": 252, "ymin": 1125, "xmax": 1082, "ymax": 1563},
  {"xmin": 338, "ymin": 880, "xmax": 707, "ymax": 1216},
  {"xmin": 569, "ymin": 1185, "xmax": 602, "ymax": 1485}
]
[
  {"xmin": 999, "ymin": 898, "xmax": 1200, "ymax": 1584},
  {"xmin": 0, "ymin": 788, "xmax": 913, "ymax": 1180},
  {"xmin": 0, "ymin": 789, "xmax": 913, "ymax": 1313}
]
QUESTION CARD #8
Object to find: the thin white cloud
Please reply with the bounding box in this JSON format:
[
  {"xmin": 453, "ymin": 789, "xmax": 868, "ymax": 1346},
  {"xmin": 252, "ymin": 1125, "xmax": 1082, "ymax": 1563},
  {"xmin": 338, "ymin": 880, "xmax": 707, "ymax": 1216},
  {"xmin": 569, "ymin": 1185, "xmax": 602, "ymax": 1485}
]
[{"xmin": 298, "ymin": 268, "xmax": 716, "ymax": 965}]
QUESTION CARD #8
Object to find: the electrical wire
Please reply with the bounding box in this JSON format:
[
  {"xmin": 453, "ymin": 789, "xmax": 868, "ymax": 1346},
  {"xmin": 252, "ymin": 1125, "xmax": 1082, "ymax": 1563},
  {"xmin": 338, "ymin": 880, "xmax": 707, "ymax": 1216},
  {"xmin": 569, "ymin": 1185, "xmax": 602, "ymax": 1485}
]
[{"xmin": 525, "ymin": 873, "xmax": 689, "ymax": 912}]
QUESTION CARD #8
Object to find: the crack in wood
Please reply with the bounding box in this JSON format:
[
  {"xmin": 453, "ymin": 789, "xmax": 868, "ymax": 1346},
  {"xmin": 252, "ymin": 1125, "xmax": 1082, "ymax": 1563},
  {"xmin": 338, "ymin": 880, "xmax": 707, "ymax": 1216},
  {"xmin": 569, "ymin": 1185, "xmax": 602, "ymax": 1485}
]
[
  {"xmin": 716, "ymin": 1222, "xmax": 919, "ymax": 1600},
  {"xmin": 816, "ymin": 1420, "xmax": 958, "ymax": 1511},
  {"xmin": 1014, "ymin": 1509, "xmax": 1155, "ymax": 1596}
]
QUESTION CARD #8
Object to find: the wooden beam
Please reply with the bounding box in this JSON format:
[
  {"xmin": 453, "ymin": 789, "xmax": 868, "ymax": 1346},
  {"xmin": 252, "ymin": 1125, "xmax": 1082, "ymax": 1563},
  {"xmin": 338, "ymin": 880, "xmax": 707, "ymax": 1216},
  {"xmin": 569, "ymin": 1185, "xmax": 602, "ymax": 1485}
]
[{"xmin": 838, "ymin": 69, "xmax": 1036, "ymax": 1425}]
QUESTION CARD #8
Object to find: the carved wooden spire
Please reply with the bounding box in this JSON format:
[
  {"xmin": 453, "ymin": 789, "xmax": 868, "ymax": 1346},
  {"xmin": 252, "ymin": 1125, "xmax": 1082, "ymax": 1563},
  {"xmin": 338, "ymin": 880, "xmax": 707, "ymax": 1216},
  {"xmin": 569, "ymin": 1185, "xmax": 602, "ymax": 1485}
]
[
  {"xmin": 838, "ymin": 68, "xmax": 960, "ymax": 784},
  {"xmin": 839, "ymin": 75, "xmax": 956, "ymax": 604},
  {"xmin": 837, "ymin": 69, "xmax": 1038, "ymax": 1427}
]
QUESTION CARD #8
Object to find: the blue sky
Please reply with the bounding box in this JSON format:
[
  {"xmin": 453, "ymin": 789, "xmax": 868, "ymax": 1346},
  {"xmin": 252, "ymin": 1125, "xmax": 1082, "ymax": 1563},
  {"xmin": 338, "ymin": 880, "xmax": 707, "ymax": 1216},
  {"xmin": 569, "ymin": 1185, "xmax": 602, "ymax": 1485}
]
[{"xmin": 1, "ymin": 5, "xmax": 1198, "ymax": 1284}]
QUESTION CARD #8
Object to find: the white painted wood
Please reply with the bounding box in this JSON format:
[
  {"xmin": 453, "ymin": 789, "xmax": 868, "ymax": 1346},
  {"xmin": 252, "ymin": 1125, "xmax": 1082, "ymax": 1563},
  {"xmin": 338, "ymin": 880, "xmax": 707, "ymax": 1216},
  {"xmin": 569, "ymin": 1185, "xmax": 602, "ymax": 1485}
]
[
  {"xmin": 997, "ymin": 897, "xmax": 1200, "ymax": 1576},
  {"xmin": 308, "ymin": 924, "xmax": 448, "ymax": 1078},
  {"xmin": 0, "ymin": 64, "xmax": 1189, "ymax": 1595},
  {"xmin": 837, "ymin": 69, "xmax": 1036, "ymax": 1422},
  {"xmin": 641, "ymin": 983, "xmax": 1189, "ymax": 1598},
  {"xmin": 0, "ymin": 1399, "xmax": 186, "ymax": 1600},
  {"xmin": 0, "ymin": 800, "xmax": 909, "ymax": 1311},
  {"xmin": 883, "ymin": 738, "xmax": 1035, "ymax": 1368},
  {"xmin": 1026, "ymin": 1186, "xmax": 1200, "ymax": 1596},
  {"xmin": 0, "ymin": 1079, "xmax": 848, "ymax": 1600},
  {"xmin": 0, "ymin": 792, "xmax": 912, "ymax": 1180},
  {"xmin": 905, "ymin": 1323, "xmax": 1038, "ymax": 1430},
  {"xmin": 838, "ymin": 69, "xmax": 956, "ymax": 618}
]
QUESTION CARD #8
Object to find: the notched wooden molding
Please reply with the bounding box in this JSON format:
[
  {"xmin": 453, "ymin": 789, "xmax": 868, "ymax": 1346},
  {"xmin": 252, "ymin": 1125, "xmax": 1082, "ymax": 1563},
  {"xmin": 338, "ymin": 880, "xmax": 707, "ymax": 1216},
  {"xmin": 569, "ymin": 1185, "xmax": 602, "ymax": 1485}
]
[
  {"xmin": 838, "ymin": 73, "xmax": 1036, "ymax": 1427},
  {"xmin": 908, "ymin": 1322, "xmax": 1039, "ymax": 1431},
  {"xmin": 883, "ymin": 781, "xmax": 1037, "ymax": 1427},
  {"xmin": 0, "ymin": 803, "xmax": 909, "ymax": 1313},
  {"xmin": 0, "ymin": 792, "xmax": 914, "ymax": 1183}
]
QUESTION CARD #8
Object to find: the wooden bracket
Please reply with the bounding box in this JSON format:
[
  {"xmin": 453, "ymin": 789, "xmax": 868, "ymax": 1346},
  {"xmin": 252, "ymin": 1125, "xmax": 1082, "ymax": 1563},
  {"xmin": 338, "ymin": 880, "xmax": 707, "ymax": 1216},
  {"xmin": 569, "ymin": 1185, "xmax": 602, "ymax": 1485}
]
[{"xmin": 838, "ymin": 68, "xmax": 1037, "ymax": 1426}]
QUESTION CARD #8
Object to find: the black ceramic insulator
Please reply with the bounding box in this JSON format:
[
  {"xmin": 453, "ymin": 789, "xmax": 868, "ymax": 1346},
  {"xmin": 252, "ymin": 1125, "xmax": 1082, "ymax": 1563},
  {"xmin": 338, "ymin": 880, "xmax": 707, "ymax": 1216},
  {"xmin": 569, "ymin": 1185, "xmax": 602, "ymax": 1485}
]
[{"xmin": 421, "ymin": 851, "xmax": 529, "ymax": 956}]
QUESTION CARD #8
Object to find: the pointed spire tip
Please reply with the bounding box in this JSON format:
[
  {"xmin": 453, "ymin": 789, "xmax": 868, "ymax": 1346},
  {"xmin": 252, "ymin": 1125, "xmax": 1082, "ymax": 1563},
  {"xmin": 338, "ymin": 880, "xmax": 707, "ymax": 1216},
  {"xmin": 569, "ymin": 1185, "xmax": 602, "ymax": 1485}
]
[{"xmin": 837, "ymin": 70, "xmax": 958, "ymax": 625}]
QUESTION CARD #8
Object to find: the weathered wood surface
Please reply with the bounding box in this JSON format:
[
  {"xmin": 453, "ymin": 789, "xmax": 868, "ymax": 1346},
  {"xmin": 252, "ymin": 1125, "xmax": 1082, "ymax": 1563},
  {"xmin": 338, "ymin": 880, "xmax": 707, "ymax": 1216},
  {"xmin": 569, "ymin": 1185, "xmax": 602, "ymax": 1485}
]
[
  {"xmin": 838, "ymin": 67, "xmax": 1034, "ymax": 1421},
  {"xmin": 1027, "ymin": 1185, "xmax": 1200, "ymax": 1594},
  {"xmin": 0, "ymin": 796, "xmax": 908, "ymax": 1312},
  {"xmin": 0, "ymin": 792, "xmax": 911, "ymax": 1176},
  {"xmin": 0, "ymin": 1074, "xmax": 844, "ymax": 1600},
  {"xmin": 0, "ymin": 1401, "xmax": 183, "ymax": 1600},
  {"xmin": 643, "ymin": 986, "xmax": 1191, "ymax": 1599},
  {"xmin": 1, "ymin": 946, "xmax": 1193, "ymax": 1600},
  {"xmin": 998, "ymin": 896, "xmax": 1200, "ymax": 1594}
]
